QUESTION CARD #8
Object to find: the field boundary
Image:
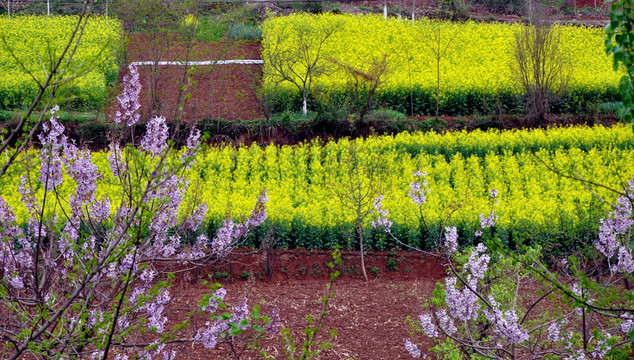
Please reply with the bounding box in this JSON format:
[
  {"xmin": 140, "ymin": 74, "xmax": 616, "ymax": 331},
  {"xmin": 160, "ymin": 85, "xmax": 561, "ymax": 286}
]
[{"xmin": 130, "ymin": 60, "xmax": 264, "ymax": 66}]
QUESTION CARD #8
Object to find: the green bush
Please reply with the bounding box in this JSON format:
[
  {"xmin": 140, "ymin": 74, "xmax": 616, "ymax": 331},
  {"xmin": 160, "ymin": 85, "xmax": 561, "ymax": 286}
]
[
  {"xmin": 227, "ymin": 23, "xmax": 262, "ymax": 41},
  {"xmin": 194, "ymin": 17, "xmax": 228, "ymax": 42},
  {"xmin": 264, "ymin": 85, "xmax": 621, "ymax": 118}
]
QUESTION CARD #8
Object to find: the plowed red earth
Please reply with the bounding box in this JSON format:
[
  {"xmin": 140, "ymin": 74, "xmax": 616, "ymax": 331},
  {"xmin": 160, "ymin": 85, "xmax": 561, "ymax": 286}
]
[
  {"xmin": 149, "ymin": 250, "xmax": 446, "ymax": 359},
  {"xmin": 111, "ymin": 36, "xmax": 265, "ymax": 121}
]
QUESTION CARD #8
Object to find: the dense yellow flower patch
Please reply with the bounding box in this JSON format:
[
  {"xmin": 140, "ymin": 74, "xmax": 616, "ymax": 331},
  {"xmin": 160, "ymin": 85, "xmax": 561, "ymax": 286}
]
[
  {"xmin": 262, "ymin": 14, "xmax": 619, "ymax": 114},
  {"xmin": 0, "ymin": 16, "xmax": 122, "ymax": 110},
  {"xmin": 1, "ymin": 125, "xmax": 631, "ymax": 249}
]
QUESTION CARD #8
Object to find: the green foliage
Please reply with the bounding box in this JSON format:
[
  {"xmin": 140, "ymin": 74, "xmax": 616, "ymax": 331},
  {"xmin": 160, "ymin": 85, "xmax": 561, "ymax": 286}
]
[
  {"xmin": 386, "ymin": 258, "xmax": 398, "ymax": 272},
  {"xmin": 227, "ymin": 23, "xmax": 263, "ymax": 41},
  {"xmin": 605, "ymin": 0, "xmax": 634, "ymax": 122},
  {"xmin": 193, "ymin": 17, "xmax": 228, "ymax": 42}
]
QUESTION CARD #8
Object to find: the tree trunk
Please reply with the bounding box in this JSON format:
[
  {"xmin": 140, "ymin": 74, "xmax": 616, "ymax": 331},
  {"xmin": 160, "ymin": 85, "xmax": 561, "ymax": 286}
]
[
  {"xmin": 357, "ymin": 218, "xmax": 368, "ymax": 282},
  {"xmin": 302, "ymin": 93, "xmax": 308, "ymax": 116}
]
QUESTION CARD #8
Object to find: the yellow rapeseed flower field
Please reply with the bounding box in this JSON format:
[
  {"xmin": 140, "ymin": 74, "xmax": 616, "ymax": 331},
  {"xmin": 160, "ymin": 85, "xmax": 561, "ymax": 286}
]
[
  {"xmin": 1, "ymin": 125, "xmax": 632, "ymax": 250},
  {"xmin": 0, "ymin": 16, "xmax": 122, "ymax": 110},
  {"xmin": 262, "ymin": 14, "xmax": 619, "ymax": 115}
]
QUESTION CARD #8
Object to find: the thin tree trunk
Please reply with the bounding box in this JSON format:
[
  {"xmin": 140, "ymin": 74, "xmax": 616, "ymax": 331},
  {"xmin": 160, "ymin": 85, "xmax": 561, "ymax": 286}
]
[{"xmin": 357, "ymin": 217, "xmax": 368, "ymax": 282}]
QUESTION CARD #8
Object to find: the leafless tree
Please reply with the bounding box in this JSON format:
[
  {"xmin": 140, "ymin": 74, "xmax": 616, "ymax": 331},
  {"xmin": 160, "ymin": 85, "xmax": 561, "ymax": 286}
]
[
  {"xmin": 512, "ymin": 0, "xmax": 571, "ymax": 127},
  {"xmin": 329, "ymin": 144, "xmax": 385, "ymax": 282},
  {"xmin": 334, "ymin": 55, "xmax": 390, "ymax": 123},
  {"xmin": 420, "ymin": 21, "xmax": 460, "ymax": 118},
  {"xmin": 262, "ymin": 18, "xmax": 343, "ymax": 116}
]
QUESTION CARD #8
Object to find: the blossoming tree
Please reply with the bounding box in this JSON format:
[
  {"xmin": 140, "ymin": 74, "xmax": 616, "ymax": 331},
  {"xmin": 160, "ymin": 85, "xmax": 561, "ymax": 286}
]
[{"xmin": 373, "ymin": 172, "xmax": 634, "ymax": 359}]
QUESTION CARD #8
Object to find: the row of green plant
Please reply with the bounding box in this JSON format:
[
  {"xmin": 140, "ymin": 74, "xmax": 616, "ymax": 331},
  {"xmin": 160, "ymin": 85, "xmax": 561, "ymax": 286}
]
[{"xmin": 267, "ymin": 85, "xmax": 622, "ymax": 117}]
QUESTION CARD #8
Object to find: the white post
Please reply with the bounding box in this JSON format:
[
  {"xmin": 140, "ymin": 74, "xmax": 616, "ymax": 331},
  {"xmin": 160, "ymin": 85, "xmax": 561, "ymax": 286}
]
[
  {"xmin": 47, "ymin": 0, "xmax": 50, "ymax": 15},
  {"xmin": 106, "ymin": 0, "xmax": 109, "ymax": 18},
  {"xmin": 384, "ymin": 0, "xmax": 387, "ymax": 19},
  {"xmin": 412, "ymin": 0, "xmax": 415, "ymax": 22},
  {"xmin": 7, "ymin": 0, "xmax": 10, "ymax": 17}
]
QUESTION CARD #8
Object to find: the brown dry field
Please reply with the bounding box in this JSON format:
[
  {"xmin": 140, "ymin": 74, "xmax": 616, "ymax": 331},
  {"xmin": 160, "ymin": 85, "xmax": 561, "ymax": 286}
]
[{"xmin": 152, "ymin": 249, "xmax": 446, "ymax": 359}]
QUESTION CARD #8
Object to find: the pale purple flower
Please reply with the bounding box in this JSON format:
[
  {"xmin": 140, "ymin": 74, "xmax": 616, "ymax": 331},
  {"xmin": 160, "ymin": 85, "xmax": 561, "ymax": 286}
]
[
  {"xmin": 203, "ymin": 288, "xmax": 227, "ymax": 313},
  {"xmin": 612, "ymin": 246, "xmax": 634, "ymax": 274},
  {"xmin": 490, "ymin": 189, "xmax": 498, "ymax": 199},
  {"xmin": 108, "ymin": 142, "xmax": 124, "ymax": 177},
  {"xmin": 120, "ymin": 252, "xmax": 137, "ymax": 273},
  {"xmin": 479, "ymin": 211, "xmax": 497, "ymax": 229},
  {"xmin": 620, "ymin": 319, "xmax": 633, "ymax": 334},
  {"xmin": 465, "ymin": 244, "xmax": 490, "ymax": 280},
  {"xmin": 182, "ymin": 204, "xmax": 208, "ymax": 231},
  {"xmin": 372, "ymin": 195, "xmax": 392, "ymax": 233},
  {"xmin": 89, "ymin": 198, "xmax": 111, "ymax": 223},
  {"xmin": 561, "ymin": 258, "xmax": 569, "ymax": 270},
  {"xmin": 144, "ymin": 289, "xmax": 170, "ymax": 333},
  {"xmin": 437, "ymin": 309, "xmax": 457, "ymax": 334},
  {"xmin": 184, "ymin": 234, "xmax": 207, "ymax": 260},
  {"xmin": 186, "ymin": 127, "xmax": 201, "ymax": 150},
  {"xmin": 230, "ymin": 297, "xmax": 249, "ymax": 330},
  {"xmin": 444, "ymin": 226, "xmax": 458, "ymax": 254},
  {"xmin": 547, "ymin": 321, "xmax": 560, "ymax": 342},
  {"xmin": 141, "ymin": 116, "xmax": 169, "ymax": 156},
  {"xmin": 67, "ymin": 149, "xmax": 100, "ymax": 210},
  {"xmin": 484, "ymin": 296, "xmax": 529, "ymax": 344},
  {"xmin": 38, "ymin": 107, "xmax": 66, "ymax": 190},
  {"xmin": 140, "ymin": 268, "xmax": 157, "ymax": 283},
  {"xmin": 18, "ymin": 176, "xmax": 38, "ymax": 214},
  {"xmin": 194, "ymin": 320, "xmax": 227, "ymax": 349},
  {"xmin": 115, "ymin": 64, "xmax": 141, "ymax": 126},
  {"xmin": 419, "ymin": 313, "xmax": 438, "ymax": 338},
  {"xmin": 445, "ymin": 276, "xmax": 480, "ymax": 322},
  {"xmin": 163, "ymin": 350, "xmax": 176, "ymax": 360},
  {"xmin": 161, "ymin": 235, "xmax": 181, "ymax": 258},
  {"xmin": 591, "ymin": 333, "xmax": 612, "ymax": 358},
  {"xmin": 596, "ymin": 186, "xmax": 633, "ymax": 265},
  {"xmin": 267, "ymin": 309, "xmax": 281, "ymax": 334},
  {"xmin": 247, "ymin": 191, "xmax": 268, "ymax": 228},
  {"xmin": 409, "ymin": 171, "xmax": 429, "ymax": 207},
  {"xmin": 8, "ymin": 274, "xmax": 24, "ymax": 289},
  {"xmin": 596, "ymin": 219, "xmax": 619, "ymax": 258},
  {"xmin": 403, "ymin": 338, "xmax": 421, "ymax": 358},
  {"xmin": 475, "ymin": 230, "xmax": 483, "ymax": 237},
  {"xmin": 211, "ymin": 219, "xmax": 239, "ymax": 258}
]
